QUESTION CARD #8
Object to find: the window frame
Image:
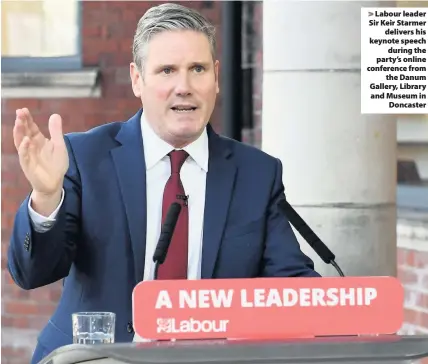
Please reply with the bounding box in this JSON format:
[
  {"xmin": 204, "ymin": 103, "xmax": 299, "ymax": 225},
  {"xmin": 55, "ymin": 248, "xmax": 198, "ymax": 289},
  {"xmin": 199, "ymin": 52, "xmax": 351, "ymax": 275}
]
[
  {"xmin": 397, "ymin": 184, "xmax": 428, "ymax": 212},
  {"xmin": 1, "ymin": 0, "xmax": 83, "ymax": 73}
]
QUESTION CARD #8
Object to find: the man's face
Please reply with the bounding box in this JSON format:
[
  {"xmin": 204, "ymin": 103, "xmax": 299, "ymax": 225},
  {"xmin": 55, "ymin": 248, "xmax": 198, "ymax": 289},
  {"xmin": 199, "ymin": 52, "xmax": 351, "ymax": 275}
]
[{"xmin": 130, "ymin": 30, "xmax": 219, "ymax": 147}]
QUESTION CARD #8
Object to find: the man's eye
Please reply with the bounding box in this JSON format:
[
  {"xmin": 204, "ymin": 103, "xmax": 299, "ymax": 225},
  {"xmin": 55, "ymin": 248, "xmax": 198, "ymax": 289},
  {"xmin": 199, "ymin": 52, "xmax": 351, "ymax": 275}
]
[
  {"xmin": 163, "ymin": 68, "xmax": 172, "ymax": 74},
  {"xmin": 194, "ymin": 65, "xmax": 204, "ymax": 73}
]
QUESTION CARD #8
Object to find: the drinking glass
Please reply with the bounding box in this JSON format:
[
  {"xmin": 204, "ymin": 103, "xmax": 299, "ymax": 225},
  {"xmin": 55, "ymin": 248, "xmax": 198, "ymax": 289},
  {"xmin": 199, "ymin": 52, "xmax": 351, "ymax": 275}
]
[{"xmin": 72, "ymin": 312, "xmax": 115, "ymax": 344}]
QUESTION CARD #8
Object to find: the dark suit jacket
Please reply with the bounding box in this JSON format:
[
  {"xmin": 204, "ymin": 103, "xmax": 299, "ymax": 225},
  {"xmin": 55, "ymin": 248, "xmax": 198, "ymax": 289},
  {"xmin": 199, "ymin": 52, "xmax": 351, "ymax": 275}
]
[{"xmin": 8, "ymin": 109, "xmax": 320, "ymax": 363}]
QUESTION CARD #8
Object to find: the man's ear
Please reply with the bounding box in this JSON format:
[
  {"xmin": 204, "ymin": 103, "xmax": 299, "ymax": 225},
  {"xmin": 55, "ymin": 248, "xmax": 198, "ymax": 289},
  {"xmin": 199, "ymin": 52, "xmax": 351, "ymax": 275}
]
[
  {"xmin": 214, "ymin": 60, "xmax": 220, "ymax": 94},
  {"xmin": 130, "ymin": 62, "xmax": 142, "ymax": 98}
]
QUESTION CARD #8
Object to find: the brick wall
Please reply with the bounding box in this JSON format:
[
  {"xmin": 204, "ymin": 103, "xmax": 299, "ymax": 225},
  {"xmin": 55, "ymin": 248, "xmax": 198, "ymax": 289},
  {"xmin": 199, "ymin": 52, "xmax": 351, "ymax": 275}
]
[
  {"xmin": 1, "ymin": 2, "xmax": 222, "ymax": 363},
  {"xmin": 397, "ymin": 219, "xmax": 428, "ymax": 335},
  {"xmin": 242, "ymin": 2, "xmax": 263, "ymax": 148}
]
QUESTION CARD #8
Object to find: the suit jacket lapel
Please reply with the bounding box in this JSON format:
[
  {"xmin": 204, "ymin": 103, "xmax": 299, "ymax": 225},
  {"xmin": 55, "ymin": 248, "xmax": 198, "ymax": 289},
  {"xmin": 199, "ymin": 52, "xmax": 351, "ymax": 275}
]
[
  {"xmin": 201, "ymin": 125, "xmax": 237, "ymax": 278},
  {"xmin": 110, "ymin": 110, "xmax": 147, "ymax": 284}
]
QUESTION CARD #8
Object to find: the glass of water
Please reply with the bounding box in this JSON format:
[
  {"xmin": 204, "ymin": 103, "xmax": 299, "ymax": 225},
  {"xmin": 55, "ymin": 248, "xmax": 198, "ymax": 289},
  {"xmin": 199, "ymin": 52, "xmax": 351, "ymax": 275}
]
[{"xmin": 72, "ymin": 312, "xmax": 115, "ymax": 344}]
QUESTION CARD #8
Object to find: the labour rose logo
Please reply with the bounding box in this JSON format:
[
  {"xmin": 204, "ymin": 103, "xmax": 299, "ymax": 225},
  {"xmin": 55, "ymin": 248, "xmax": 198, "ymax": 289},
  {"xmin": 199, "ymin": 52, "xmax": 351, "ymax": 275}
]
[{"xmin": 157, "ymin": 318, "xmax": 172, "ymax": 333}]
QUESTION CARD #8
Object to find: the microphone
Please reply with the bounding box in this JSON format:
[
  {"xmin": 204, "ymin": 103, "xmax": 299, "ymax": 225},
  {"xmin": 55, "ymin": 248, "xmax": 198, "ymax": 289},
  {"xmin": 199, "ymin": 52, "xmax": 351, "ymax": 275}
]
[
  {"xmin": 153, "ymin": 202, "xmax": 182, "ymax": 279},
  {"xmin": 277, "ymin": 197, "xmax": 345, "ymax": 277},
  {"xmin": 176, "ymin": 194, "xmax": 189, "ymax": 206}
]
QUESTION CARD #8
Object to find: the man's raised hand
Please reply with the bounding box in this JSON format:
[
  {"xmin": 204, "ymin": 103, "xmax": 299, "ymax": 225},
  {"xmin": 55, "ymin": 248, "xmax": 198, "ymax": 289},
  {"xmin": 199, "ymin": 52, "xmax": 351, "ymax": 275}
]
[{"xmin": 13, "ymin": 108, "xmax": 69, "ymax": 215}]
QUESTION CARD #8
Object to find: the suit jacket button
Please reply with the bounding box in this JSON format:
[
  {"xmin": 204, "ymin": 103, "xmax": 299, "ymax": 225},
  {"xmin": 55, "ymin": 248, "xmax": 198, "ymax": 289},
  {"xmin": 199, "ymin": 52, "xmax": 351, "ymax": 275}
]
[{"xmin": 127, "ymin": 322, "xmax": 134, "ymax": 333}]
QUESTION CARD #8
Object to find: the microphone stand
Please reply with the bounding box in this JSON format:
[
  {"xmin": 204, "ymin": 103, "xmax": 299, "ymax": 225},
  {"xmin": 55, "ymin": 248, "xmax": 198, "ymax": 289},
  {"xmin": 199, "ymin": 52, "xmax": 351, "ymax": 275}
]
[
  {"xmin": 279, "ymin": 198, "xmax": 345, "ymax": 277},
  {"xmin": 330, "ymin": 260, "xmax": 345, "ymax": 277},
  {"xmin": 154, "ymin": 262, "xmax": 161, "ymax": 281}
]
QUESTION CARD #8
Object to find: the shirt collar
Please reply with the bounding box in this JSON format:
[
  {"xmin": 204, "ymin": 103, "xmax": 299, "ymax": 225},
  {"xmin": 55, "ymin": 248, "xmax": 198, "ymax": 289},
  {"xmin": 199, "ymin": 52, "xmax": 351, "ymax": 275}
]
[{"xmin": 140, "ymin": 112, "xmax": 209, "ymax": 172}]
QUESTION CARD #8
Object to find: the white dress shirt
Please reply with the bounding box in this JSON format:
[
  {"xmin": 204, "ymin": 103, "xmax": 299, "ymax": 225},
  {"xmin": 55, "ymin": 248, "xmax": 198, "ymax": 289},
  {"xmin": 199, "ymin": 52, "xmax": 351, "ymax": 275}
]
[{"xmin": 27, "ymin": 114, "xmax": 209, "ymax": 341}]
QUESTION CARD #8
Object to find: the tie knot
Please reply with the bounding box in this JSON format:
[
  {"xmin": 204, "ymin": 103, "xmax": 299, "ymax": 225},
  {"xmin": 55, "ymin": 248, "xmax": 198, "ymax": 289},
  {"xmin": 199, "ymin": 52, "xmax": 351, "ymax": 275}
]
[{"xmin": 169, "ymin": 150, "xmax": 188, "ymax": 173}]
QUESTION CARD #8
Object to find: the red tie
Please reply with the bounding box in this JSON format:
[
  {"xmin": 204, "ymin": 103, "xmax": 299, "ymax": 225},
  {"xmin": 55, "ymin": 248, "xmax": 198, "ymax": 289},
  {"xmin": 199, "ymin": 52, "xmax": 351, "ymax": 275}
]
[{"xmin": 157, "ymin": 150, "xmax": 189, "ymax": 280}]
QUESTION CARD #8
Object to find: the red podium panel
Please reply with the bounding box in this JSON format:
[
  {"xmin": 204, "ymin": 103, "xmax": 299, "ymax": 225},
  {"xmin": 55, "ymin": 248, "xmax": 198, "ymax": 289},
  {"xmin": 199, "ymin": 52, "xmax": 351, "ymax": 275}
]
[{"xmin": 132, "ymin": 277, "xmax": 403, "ymax": 340}]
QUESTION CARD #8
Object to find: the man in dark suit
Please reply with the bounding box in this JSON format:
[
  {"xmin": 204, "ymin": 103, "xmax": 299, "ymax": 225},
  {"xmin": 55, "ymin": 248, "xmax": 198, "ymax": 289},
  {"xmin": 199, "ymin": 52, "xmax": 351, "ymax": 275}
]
[{"xmin": 8, "ymin": 3, "xmax": 320, "ymax": 363}]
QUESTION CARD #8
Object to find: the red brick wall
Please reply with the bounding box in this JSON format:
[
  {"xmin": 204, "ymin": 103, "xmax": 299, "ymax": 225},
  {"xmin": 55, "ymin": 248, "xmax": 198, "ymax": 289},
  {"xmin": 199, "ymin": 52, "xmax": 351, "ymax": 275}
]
[
  {"xmin": 398, "ymin": 243, "xmax": 428, "ymax": 335},
  {"xmin": 1, "ymin": 2, "xmax": 222, "ymax": 363}
]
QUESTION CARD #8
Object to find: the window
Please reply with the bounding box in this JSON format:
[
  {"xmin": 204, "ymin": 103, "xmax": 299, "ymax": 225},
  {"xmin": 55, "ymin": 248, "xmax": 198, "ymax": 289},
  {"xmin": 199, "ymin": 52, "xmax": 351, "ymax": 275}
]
[
  {"xmin": 1, "ymin": 0, "xmax": 81, "ymax": 72},
  {"xmin": 397, "ymin": 115, "xmax": 428, "ymax": 212}
]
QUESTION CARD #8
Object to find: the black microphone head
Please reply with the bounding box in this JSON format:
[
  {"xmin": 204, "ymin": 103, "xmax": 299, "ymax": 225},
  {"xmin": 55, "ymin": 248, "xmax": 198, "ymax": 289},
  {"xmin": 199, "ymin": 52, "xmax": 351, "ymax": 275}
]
[
  {"xmin": 165, "ymin": 202, "xmax": 182, "ymax": 221},
  {"xmin": 153, "ymin": 202, "xmax": 182, "ymax": 264}
]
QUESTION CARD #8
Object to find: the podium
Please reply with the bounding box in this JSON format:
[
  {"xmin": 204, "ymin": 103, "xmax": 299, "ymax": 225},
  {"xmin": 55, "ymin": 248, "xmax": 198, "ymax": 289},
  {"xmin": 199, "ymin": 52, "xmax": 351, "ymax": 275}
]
[
  {"xmin": 39, "ymin": 277, "xmax": 425, "ymax": 363},
  {"xmin": 39, "ymin": 335, "xmax": 428, "ymax": 364}
]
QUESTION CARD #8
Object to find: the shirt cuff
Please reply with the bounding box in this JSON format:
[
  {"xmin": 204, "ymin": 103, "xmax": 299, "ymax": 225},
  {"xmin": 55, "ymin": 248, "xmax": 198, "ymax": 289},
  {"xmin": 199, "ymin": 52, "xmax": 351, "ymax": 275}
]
[{"xmin": 27, "ymin": 189, "xmax": 65, "ymax": 232}]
